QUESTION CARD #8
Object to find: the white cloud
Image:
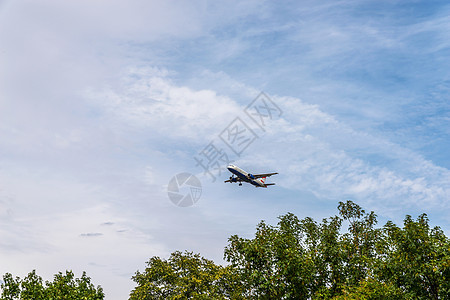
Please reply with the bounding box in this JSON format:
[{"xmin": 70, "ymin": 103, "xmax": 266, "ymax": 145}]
[
  {"xmin": 264, "ymin": 95, "xmax": 450, "ymax": 211},
  {"xmin": 83, "ymin": 67, "xmax": 450, "ymax": 217},
  {"xmin": 85, "ymin": 67, "xmax": 244, "ymax": 142}
]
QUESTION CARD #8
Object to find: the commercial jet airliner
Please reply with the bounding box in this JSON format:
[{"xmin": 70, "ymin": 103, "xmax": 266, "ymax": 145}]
[{"xmin": 224, "ymin": 164, "xmax": 278, "ymax": 188}]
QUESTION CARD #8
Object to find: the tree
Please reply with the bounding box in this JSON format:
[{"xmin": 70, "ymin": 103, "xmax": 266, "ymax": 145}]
[
  {"xmin": 224, "ymin": 201, "xmax": 382, "ymax": 299},
  {"xmin": 19, "ymin": 270, "xmax": 45, "ymax": 300},
  {"xmin": 0, "ymin": 270, "xmax": 104, "ymax": 300},
  {"xmin": 338, "ymin": 201, "xmax": 381, "ymax": 287},
  {"xmin": 130, "ymin": 201, "xmax": 450, "ymax": 299},
  {"xmin": 225, "ymin": 213, "xmax": 313, "ymax": 298},
  {"xmin": 302, "ymin": 215, "xmax": 345, "ymax": 298},
  {"xmin": 379, "ymin": 214, "xmax": 450, "ymax": 299},
  {"xmin": 0, "ymin": 273, "xmax": 20, "ymax": 300},
  {"xmin": 45, "ymin": 271, "xmax": 104, "ymax": 300},
  {"xmin": 129, "ymin": 251, "xmax": 243, "ymax": 299},
  {"xmin": 331, "ymin": 277, "xmax": 404, "ymax": 300}
]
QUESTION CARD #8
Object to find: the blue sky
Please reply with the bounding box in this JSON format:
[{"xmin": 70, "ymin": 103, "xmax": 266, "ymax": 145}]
[{"xmin": 1, "ymin": 1, "xmax": 449, "ymax": 298}]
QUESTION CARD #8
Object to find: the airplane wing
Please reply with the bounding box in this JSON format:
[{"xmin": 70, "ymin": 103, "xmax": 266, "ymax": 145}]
[
  {"xmin": 253, "ymin": 172, "xmax": 278, "ymax": 179},
  {"xmin": 224, "ymin": 178, "xmax": 243, "ymax": 183},
  {"xmin": 265, "ymin": 183, "xmax": 276, "ymax": 186}
]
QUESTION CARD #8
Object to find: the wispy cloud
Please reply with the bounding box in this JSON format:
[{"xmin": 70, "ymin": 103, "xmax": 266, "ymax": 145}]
[
  {"xmin": 80, "ymin": 233, "xmax": 103, "ymax": 237},
  {"xmin": 83, "ymin": 66, "xmax": 449, "ymax": 216}
]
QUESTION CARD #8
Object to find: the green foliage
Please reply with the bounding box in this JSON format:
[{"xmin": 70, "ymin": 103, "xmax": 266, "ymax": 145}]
[
  {"xmin": 223, "ymin": 202, "xmax": 386, "ymax": 299},
  {"xmin": 129, "ymin": 251, "xmax": 243, "ymax": 299},
  {"xmin": 0, "ymin": 270, "xmax": 104, "ymax": 300},
  {"xmin": 338, "ymin": 201, "xmax": 381, "ymax": 287},
  {"xmin": 1, "ymin": 204, "xmax": 448, "ymax": 299},
  {"xmin": 128, "ymin": 200, "xmax": 450, "ymax": 299},
  {"xmin": 20, "ymin": 270, "xmax": 45, "ymax": 300},
  {"xmin": 331, "ymin": 277, "xmax": 405, "ymax": 300},
  {"xmin": 225, "ymin": 213, "xmax": 312, "ymax": 298},
  {"xmin": 0, "ymin": 273, "xmax": 20, "ymax": 300},
  {"xmin": 379, "ymin": 214, "xmax": 450, "ymax": 299}
]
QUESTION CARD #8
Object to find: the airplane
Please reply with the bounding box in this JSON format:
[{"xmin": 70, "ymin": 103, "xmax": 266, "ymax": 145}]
[{"xmin": 224, "ymin": 164, "xmax": 278, "ymax": 188}]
